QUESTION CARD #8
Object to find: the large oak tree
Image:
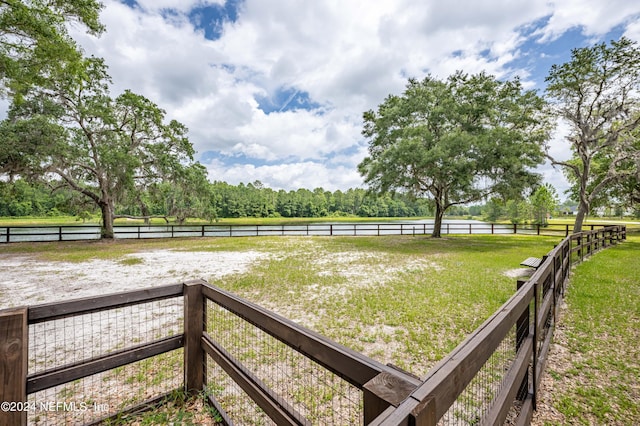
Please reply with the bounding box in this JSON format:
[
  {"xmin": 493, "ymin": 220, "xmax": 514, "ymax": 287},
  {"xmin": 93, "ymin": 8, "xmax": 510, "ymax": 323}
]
[
  {"xmin": 545, "ymin": 38, "xmax": 640, "ymax": 232},
  {"xmin": 359, "ymin": 72, "xmax": 551, "ymax": 237},
  {"xmin": 1, "ymin": 57, "xmax": 207, "ymax": 238}
]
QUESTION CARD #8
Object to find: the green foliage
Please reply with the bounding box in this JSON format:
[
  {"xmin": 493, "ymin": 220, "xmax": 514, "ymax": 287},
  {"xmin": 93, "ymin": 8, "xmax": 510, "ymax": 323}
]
[
  {"xmin": 483, "ymin": 198, "xmax": 505, "ymax": 222},
  {"xmin": 359, "ymin": 71, "xmax": 551, "ymax": 237},
  {"xmin": 0, "ymin": 178, "xmax": 434, "ymax": 221},
  {"xmin": 0, "ymin": 0, "xmax": 104, "ymax": 95},
  {"xmin": 546, "ymin": 37, "xmax": 640, "ymax": 232},
  {"xmin": 543, "ymin": 236, "xmax": 640, "ymax": 424},
  {"xmin": 0, "ymin": 179, "xmax": 93, "ymax": 217},
  {"xmin": 506, "ymin": 199, "xmax": 529, "ymax": 224},
  {"xmin": 211, "ymin": 182, "xmax": 431, "ymax": 219},
  {"xmin": 530, "ymin": 183, "xmax": 559, "ymax": 225},
  {"xmin": 1, "ymin": 58, "xmax": 205, "ymax": 238}
]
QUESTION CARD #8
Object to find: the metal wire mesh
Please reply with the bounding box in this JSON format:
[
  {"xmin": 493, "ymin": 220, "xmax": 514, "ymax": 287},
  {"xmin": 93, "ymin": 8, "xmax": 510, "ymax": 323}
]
[
  {"xmin": 439, "ymin": 325, "xmax": 518, "ymax": 425},
  {"xmin": 27, "ymin": 296, "xmax": 184, "ymax": 425},
  {"xmin": 204, "ymin": 299, "xmax": 363, "ymax": 425}
]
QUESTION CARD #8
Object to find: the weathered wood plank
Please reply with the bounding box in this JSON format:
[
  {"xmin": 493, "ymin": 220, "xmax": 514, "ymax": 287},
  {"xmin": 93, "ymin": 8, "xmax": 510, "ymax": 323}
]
[
  {"xmin": 515, "ymin": 392, "xmax": 534, "ymax": 426},
  {"xmin": 406, "ymin": 279, "xmax": 536, "ymax": 421},
  {"xmin": 363, "ymin": 372, "xmax": 418, "ymax": 423},
  {"xmin": 28, "ymin": 283, "xmax": 184, "ymax": 323},
  {"xmin": 481, "ymin": 337, "xmax": 533, "ymax": 425},
  {"xmin": 201, "ymin": 283, "xmax": 422, "ymax": 389},
  {"xmin": 0, "ymin": 307, "xmax": 28, "ymax": 426},
  {"xmin": 520, "ymin": 257, "xmax": 542, "ymax": 268},
  {"xmin": 184, "ymin": 280, "xmax": 205, "ymax": 394},
  {"xmin": 202, "ymin": 332, "xmax": 309, "ymax": 425},
  {"xmin": 27, "ymin": 335, "xmax": 183, "ymax": 394}
]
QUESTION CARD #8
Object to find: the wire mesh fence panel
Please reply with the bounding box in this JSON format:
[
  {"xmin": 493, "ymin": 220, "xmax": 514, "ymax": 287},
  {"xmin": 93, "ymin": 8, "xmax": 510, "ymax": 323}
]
[
  {"xmin": 438, "ymin": 326, "xmax": 518, "ymax": 425},
  {"xmin": 204, "ymin": 299, "xmax": 363, "ymax": 425},
  {"xmin": 27, "ymin": 349, "xmax": 184, "ymax": 425},
  {"xmin": 29, "ymin": 297, "xmax": 183, "ymax": 374},
  {"xmin": 206, "ymin": 361, "xmax": 278, "ymax": 426},
  {"xmin": 27, "ymin": 296, "xmax": 184, "ymax": 425}
]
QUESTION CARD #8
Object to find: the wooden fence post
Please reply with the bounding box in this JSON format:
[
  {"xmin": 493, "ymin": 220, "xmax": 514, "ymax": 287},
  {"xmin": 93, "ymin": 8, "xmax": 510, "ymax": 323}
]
[
  {"xmin": 0, "ymin": 307, "xmax": 28, "ymax": 426},
  {"xmin": 184, "ymin": 280, "xmax": 205, "ymax": 395},
  {"xmin": 363, "ymin": 372, "xmax": 417, "ymax": 424},
  {"xmin": 411, "ymin": 396, "xmax": 436, "ymax": 426},
  {"xmin": 532, "ymin": 277, "xmax": 539, "ymax": 410},
  {"xmin": 515, "ymin": 280, "xmax": 530, "ymax": 402}
]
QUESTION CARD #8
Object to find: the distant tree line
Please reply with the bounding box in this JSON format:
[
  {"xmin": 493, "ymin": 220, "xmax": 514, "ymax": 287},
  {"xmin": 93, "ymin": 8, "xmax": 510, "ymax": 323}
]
[
  {"xmin": 5, "ymin": 178, "xmax": 638, "ymax": 223},
  {"xmin": 0, "ymin": 179, "xmax": 433, "ymax": 220},
  {"xmin": 208, "ymin": 181, "xmax": 431, "ymax": 218},
  {"xmin": 0, "ymin": 180, "xmax": 87, "ymax": 218}
]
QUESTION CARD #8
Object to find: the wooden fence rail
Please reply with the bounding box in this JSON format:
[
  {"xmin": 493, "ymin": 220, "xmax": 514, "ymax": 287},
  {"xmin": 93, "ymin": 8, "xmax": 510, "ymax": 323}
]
[
  {"xmin": 0, "ymin": 222, "xmax": 620, "ymax": 243},
  {"xmin": 369, "ymin": 225, "xmax": 626, "ymax": 425},
  {"xmin": 0, "ymin": 225, "xmax": 626, "ymax": 425}
]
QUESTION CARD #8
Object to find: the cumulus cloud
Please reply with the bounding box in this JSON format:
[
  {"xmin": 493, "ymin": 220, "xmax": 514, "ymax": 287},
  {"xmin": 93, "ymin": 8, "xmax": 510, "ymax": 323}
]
[
  {"xmin": 59, "ymin": 0, "xmax": 640, "ymax": 192},
  {"xmin": 537, "ymin": 0, "xmax": 640, "ymax": 41},
  {"xmin": 206, "ymin": 159, "xmax": 363, "ymax": 191}
]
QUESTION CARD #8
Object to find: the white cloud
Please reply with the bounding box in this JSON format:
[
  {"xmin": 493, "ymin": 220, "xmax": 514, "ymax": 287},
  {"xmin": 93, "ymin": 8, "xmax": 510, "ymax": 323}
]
[
  {"xmin": 537, "ymin": 0, "xmax": 640, "ymax": 41},
  {"xmin": 132, "ymin": 0, "xmax": 225, "ymax": 14},
  {"xmin": 58, "ymin": 0, "xmax": 640, "ymax": 192},
  {"xmin": 206, "ymin": 160, "xmax": 363, "ymax": 192}
]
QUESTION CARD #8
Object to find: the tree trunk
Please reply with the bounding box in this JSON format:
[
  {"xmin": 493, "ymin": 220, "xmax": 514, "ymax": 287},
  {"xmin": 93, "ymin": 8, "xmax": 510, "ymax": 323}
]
[
  {"xmin": 432, "ymin": 203, "xmax": 445, "ymax": 238},
  {"xmin": 573, "ymin": 199, "xmax": 589, "ymax": 233},
  {"xmin": 139, "ymin": 201, "xmax": 150, "ymax": 225},
  {"xmin": 100, "ymin": 200, "xmax": 115, "ymax": 239}
]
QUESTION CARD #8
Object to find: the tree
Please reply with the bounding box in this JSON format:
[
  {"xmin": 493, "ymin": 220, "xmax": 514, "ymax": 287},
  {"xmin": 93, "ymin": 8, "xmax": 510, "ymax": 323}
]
[
  {"xmin": 506, "ymin": 199, "xmax": 529, "ymax": 224},
  {"xmin": 530, "ymin": 183, "xmax": 559, "ymax": 225},
  {"xmin": 0, "ymin": 0, "xmax": 103, "ymax": 95},
  {"xmin": 359, "ymin": 72, "xmax": 551, "ymax": 237},
  {"xmin": 152, "ymin": 164, "xmax": 216, "ymax": 224},
  {"xmin": 1, "ymin": 57, "xmax": 205, "ymax": 238},
  {"xmin": 545, "ymin": 38, "xmax": 640, "ymax": 232}
]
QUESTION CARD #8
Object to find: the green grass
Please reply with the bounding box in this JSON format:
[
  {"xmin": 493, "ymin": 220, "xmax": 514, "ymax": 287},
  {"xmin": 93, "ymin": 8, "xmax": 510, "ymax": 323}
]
[
  {"xmin": 538, "ymin": 235, "xmax": 640, "ymax": 425},
  {"xmin": 103, "ymin": 389, "xmax": 223, "ymax": 426},
  {"xmin": 204, "ymin": 234, "xmax": 558, "ymax": 374},
  {"xmin": 5, "ymin": 231, "xmax": 636, "ymax": 423}
]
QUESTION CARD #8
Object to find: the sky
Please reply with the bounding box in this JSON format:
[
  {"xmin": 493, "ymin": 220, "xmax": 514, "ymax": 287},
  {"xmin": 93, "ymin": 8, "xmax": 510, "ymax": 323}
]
[{"xmin": 62, "ymin": 1, "xmax": 640, "ymax": 196}]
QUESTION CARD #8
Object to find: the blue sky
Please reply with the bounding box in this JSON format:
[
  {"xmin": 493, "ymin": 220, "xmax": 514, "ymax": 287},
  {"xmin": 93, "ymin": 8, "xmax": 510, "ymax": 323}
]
[{"xmin": 67, "ymin": 0, "xmax": 640, "ymax": 197}]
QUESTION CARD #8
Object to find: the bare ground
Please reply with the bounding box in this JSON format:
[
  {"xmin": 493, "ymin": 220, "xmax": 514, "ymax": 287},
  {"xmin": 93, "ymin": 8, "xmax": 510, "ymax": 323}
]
[{"xmin": 0, "ymin": 249, "xmax": 269, "ymax": 308}]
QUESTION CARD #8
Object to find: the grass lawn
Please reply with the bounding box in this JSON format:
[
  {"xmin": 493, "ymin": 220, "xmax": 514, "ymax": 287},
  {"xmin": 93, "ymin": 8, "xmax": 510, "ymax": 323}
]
[
  {"xmin": 534, "ymin": 235, "xmax": 640, "ymax": 425},
  {"xmin": 3, "ymin": 232, "xmax": 636, "ymax": 424},
  {"xmin": 2, "ymin": 233, "xmax": 557, "ymax": 375}
]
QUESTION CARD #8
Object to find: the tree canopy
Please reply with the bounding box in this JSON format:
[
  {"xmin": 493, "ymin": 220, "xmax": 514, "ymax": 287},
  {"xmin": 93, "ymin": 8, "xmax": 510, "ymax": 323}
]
[
  {"xmin": 0, "ymin": 0, "xmax": 104, "ymax": 95},
  {"xmin": 1, "ymin": 57, "xmax": 206, "ymax": 238},
  {"xmin": 546, "ymin": 37, "xmax": 640, "ymax": 232},
  {"xmin": 358, "ymin": 72, "xmax": 551, "ymax": 237}
]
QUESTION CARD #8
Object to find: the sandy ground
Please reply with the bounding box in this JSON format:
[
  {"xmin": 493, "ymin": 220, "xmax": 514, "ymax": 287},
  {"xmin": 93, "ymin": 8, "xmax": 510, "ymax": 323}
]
[
  {"xmin": 0, "ymin": 249, "xmax": 269, "ymax": 309},
  {"xmin": 0, "ymin": 247, "xmax": 558, "ymax": 424}
]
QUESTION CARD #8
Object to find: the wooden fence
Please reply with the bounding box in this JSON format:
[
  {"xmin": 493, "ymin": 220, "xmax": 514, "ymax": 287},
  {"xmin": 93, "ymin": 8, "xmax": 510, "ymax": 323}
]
[
  {"xmin": 0, "ymin": 222, "xmax": 620, "ymax": 243},
  {"xmin": 0, "ymin": 225, "xmax": 626, "ymax": 425}
]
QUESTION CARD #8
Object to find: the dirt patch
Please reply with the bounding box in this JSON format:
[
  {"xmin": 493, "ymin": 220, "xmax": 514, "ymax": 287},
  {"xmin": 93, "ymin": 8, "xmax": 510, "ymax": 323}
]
[
  {"xmin": 503, "ymin": 267, "xmax": 534, "ymax": 278},
  {"xmin": 315, "ymin": 250, "xmax": 441, "ymax": 291},
  {"xmin": 0, "ymin": 250, "xmax": 269, "ymax": 308}
]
